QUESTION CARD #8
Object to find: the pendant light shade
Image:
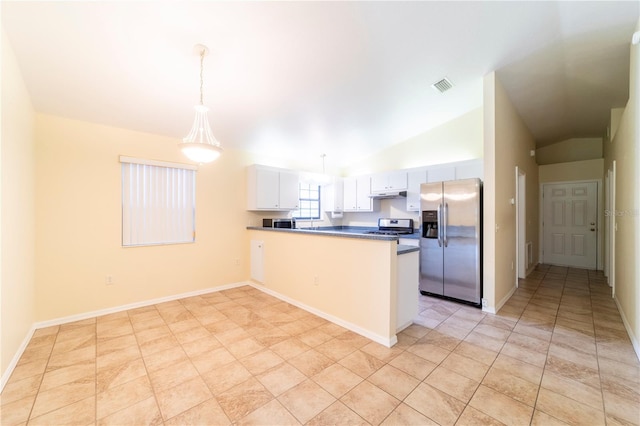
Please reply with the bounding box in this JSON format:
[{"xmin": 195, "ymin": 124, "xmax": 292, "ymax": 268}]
[{"xmin": 179, "ymin": 44, "xmax": 223, "ymax": 163}]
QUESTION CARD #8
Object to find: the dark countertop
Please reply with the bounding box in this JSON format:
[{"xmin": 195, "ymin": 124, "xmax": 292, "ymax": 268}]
[{"xmin": 247, "ymin": 226, "xmax": 420, "ymax": 254}]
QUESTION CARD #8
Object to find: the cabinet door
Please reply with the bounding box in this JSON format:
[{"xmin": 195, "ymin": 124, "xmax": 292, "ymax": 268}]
[
  {"xmin": 343, "ymin": 178, "xmax": 358, "ymax": 211},
  {"xmin": 455, "ymin": 160, "xmax": 483, "ymax": 179},
  {"xmin": 427, "ymin": 166, "xmax": 456, "ymax": 183},
  {"xmin": 370, "ymin": 174, "xmax": 388, "ymax": 193},
  {"xmin": 255, "ymin": 168, "xmax": 280, "ymax": 209},
  {"xmin": 388, "ymin": 171, "xmax": 408, "ymax": 190},
  {"xmin": 279, "ymin": 170, "xmax": 300, "ymax": 210},
  {"xmin": 356, "ymin": 176, "xmax": 372, "ymax": 211},
  {"xmin": 406, "ymin": 169, "xmax": 427, "ymax": 211}
]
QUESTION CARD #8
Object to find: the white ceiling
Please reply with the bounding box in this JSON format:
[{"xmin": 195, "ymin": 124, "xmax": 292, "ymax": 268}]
[{"xmin": 2, "ymin": 1, "xmax": 638, "ymax": 169}]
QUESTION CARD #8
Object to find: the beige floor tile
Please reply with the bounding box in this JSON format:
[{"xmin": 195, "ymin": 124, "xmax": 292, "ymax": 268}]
[
  {"xmin": 338, "ymin": 349, "xmax": 385, "ymax": 379},
  {"xmin": 190, "ymin": 346, "xmax": 236, "ymax": 374},
  {"xmin": 500, "ymin": 341, "xmax": 548, "ymax": 368},
  {"xmin": 141, "ymin": 345, "xmax": 188, "ymax": 373},
  {"xmin": 407, "ymin": 341, "xmax": 451, "ymax": 364},
  {"xmin": 96, "ymin": 357, "xmax": 146, "ymax": 393},
  {"xmin": 297, "ymin": 328, "xmax": 333, "ymax": 347},
  {"xmin": 464, "ymin": 331, "xmax": 506, "ymax": 353},
  {"xmin": 360, "ymin": 341, "xmax": 404, "ymax": 362},
  {"xmin": 601, "ymin": 373, "xmax": 639, "ymax": 403},
  {"xmin": 138, "ymin": 334, "xmax": 180, "ymax": 357},
  {"xmin": 536, "ymin": 388, "xmax": 605, "ymax": 425},
  {"xmin": 226, "ymin": 337, "xmax": 265, "ymax": 359},
  {"xmin": 544, "ymin": 355, "xmax": 601, "ymax": 389},
  {"xmin": 455, "ymin": 406, "xmax": 506, "ymax": 425},
  {"xmin": 603, "ymin": 390, "xmax": 640, "ymax": 425},
  {"xmin": 47, "ymin": 345, "xmax": 96, "ymax": 371},
  {"xmin": 421, "ymin": 329, "xmax": 462, "ymax": 350},
  {"xmin": 425, "ymin": 365, "xmax": 479, "ymax": 403},
  {"xmin": 237, "ymin": 399, "xmax": 300, "ymax": 426},
  {"xmin": 148, "ymin": 359, "xmax": 199, "ymax": 392},
  {"xmin": 598, "ymin": 357, "xmax": 640, "ymax": 384},
  {"xmin": 269, "ymin": 338, "xmax": 311, "ymax": 360},
  {"xmin": 481, "ymin": 367, "xmax": 539, "ymax": 406},
  {"xmin": 0, "ymin": 394, "xmax": 36, "ymax": 426},
  {"xmin": 155, "ymin": 376, "xmax": 213, "ymax": 420},
  {"xmin": 530, "ymin": 409, "xmax": 571, "ymax": 425},
  {"xmin": 389, "ymin": 351, "xmax": 437, "ymax": 380},
  {"xmin": 39, "ymin": 361, "xmax": 95, "ymax": 392},
  {"xmin": 96, "ymin": 334, "xmax": 137, "ymax": 357},
  {"xmin": 30, "ymin": 376, "xmax": 95, "ymax": 419},
  {"xmin": 96, "ymin": 375, "xmax": 153, "ymax": 419},
  {"xmin": 96, "ymin": 320, "xmax": 134, "ymax": 341},
  {"xmin": 167, "ymin": 318, "xmax": 201, "ymax": 334},
  {"xmin": 315, "ymin": 338, "xmax": 358, "ymax": 361},
  {"xmin": 277, "ymin": 379, "xmax": 335, "ymax": 423},
  {"xmin": 307, "ymin": 401, "xmax": 368, "ymax": 426},
  {"xmin": 311, "ymin": 363, "xmax": 363, "ymax": 398},
  {"xmin": 252, "ymin": 328, "xmax": 291, "ymax": 347},
  {"xmin": 97, "ymin": 396, "xmax": 162, "ymax": 426},
  {"xmin": 0, "ymin": 374, "xmax": 42, "ymax": 405},
  {"xmin": 541, "ymin": 371, "xmax": 603, "ymax": 410},
  {"xmin": 340, "ymin": 380, "xmax": 399, "ymax": 425},
  {"xmin": 216, "ymin": 377, "xmax": 275, "ymax": 422},
  {"xmin": 288, "ymin": 349, "xmax": 334, "ymax": 377},
  {"xmin": 239, "ymin": 349, "xmax": 284, "ymax": 376},
  {"xmin": 491, "ymin": 353, "xmax": 543, "ymax": 384},
  {"xmin": 173, "ymin": 326, "xmax": 211, "ymax": 345},
  {"xmin": 548, "ymin": 341, "xmax": 599, "ymax": 370},
  {"xmin": 215, "ymin": 327, "xmax": 252, "ymax": 345},
  {"xmin": 165, "ymin": 398, "xmax": 230, "ymax": 425},
  {"xmin": 255, "ymin": 362, "xmax": 305, "ymax": 397},
  {"xmin": 381, "ymin": 402, "xmax": 438, "ymax": 426},
  {"xmin": 405, "ymin": 382, "xmax": 466, "ymax": 426},
  {"xmin": 452, "ymin": 341, "xmax": 498, "ymax": 366},
  {"xmin": 27, "ymin": 395, "xmax": 95, "ymax": 426},
  {"xmin": 96, "ymin": 345, "xmax": 141, "ymax": 371},
  {"xmin": 468, "ymin": 385, "xmax": 533, "ymax": 425},
  {"xmin": 440, "ymin": 352, "xmax": 490, "ymax": 382},
  {"xmin": 202, "ymin": 361, "xmax": 253, "ymax": 396},
  {"xmin": 368, "ymin": 364, "xmax": 420, "ymax": 400}
]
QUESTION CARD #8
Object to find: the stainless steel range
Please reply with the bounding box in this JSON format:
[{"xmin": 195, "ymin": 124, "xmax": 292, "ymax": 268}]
[{"xmin": 367, "ymin": 218, "xmax": 414, "ymax": 235}]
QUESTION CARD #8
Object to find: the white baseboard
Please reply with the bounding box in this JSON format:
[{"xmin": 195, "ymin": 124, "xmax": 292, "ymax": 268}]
[
  {"xmin": 0, "ymin": 281, "xmax": 247, "ymax": 392},
  {"xmin": 484, "ymin": 284, "xmax": 517, "ymax": 315},
  {"xmin": 614, "ymin": 296, "xmax": 640, "ymax": 362},
  {"xmin": 0, "ymin": 325, "xmax": 36, "ymax": 392},
  {"xmin": 250, "ymin": 283, "xmax": 398, "ymax": 348}
]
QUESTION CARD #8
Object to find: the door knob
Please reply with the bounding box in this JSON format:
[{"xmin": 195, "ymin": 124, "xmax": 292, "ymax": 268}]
[
  {"xmin": 590, "ymin": 228, "xmax": 595, "ymax": 232},
  {"xmin": 590, "ymin": 222, "xmax": 595, "ymax": 225}
]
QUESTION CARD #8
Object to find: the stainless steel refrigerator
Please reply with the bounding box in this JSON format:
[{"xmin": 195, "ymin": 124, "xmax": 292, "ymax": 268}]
[{"xmin": 419, "ymin": 178, "xmax": 482, "ymax": 306}]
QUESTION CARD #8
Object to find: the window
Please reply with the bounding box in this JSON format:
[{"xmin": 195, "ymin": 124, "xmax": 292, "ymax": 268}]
[
  {"xmin": 292, "ymin": 183, "xmax": 321, "ymax": 220},
  {"xmin": 121, "ymin": 156, "xmax": 196, "ymax": 246}
]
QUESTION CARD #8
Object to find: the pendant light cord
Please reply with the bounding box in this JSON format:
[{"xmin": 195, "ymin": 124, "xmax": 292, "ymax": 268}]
[{"xmin": 199, "ymin": 48, "xmax": 205, "ymax": 106}]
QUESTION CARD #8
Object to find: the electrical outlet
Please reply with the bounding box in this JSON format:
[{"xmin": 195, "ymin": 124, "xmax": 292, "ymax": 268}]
[
  {"xmin": 313, "ymin": 276, "xmax": 319, "ymax": 286},
  {"xmin": 105, "ymin": 275, "xmax": 114, "ymax": 285},
  {"xmin": 482, "ymin": 298, "xmax": 487, "ymax": 308},
  {"xmin": 234, "ymin": 258, "xmax": 240, "ymax": 266}
]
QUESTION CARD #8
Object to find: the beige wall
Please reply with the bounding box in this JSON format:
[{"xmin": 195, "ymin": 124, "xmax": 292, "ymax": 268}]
[
  {"xmin": 248, "ymin": 229, "xmax": 397, "ymax": 344},
  {"xmin": 34, "ymin": 114, "xmax": 254, "ymax": 321},
  {"xmin": 536, "ymin": 138, "xmax": 603, "ymax": 165},
  {"xmin": 484, "ymin": 72, "xmax": 539, "ymax": 312},
  {"xmin": 603, "ymin": 25, "xmax": 639, "ymax": 356},
  {"xmin": 538, "ymin": 158, "xmax": 604, "ymax": 183},
  {"xmin": 346, "ymin": 107, "xmax": 483, "ymax": 176},
  {"xmin": 1, "ymin": 31, "xmax": 37, "ymax": 379}
]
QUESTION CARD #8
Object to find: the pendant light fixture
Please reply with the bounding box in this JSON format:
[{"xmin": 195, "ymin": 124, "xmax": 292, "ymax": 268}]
[{"xmin": 179, "ymin": 44, "xmax": 223, "ymax": 163}]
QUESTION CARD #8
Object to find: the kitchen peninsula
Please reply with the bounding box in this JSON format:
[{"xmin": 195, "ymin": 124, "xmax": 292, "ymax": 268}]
[{"xmin": 246, "ymin": 226, "xmax": 419, "ymax": 347}]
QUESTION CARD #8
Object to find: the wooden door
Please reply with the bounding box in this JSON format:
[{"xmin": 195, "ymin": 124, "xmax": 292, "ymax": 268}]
[{"xmin": 543, "ymin": 182, "xmax": 598, "ymax": 268}]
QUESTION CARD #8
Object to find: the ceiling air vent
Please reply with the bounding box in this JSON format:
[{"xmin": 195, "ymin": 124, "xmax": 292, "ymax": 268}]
[{"xmin": 431, "ymin": 77, "xmax": 454, "ymax": 93}]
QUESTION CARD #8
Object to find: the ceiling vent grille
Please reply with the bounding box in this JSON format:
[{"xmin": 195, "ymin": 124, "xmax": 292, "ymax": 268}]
[{"xmin": 431, "ymin": 77, "xmax": 453, "ymax": 93}]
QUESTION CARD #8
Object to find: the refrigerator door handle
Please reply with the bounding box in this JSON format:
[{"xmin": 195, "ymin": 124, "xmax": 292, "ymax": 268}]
[
  {"xmin": 443, "ymin": 203, "xmax": 449, "ymax": 247},
  {"xmin": 437, "ymin": 204, "xmax": 443, "ymax": 247}
]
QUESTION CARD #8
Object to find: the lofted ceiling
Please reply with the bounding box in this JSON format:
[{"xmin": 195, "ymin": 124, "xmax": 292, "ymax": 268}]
[{"xmin": 2, "ymin": 1, "xmax": 638, "ymax": 169}]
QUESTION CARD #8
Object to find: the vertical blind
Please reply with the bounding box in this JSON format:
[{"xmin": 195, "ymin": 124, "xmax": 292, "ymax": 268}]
[{"xmin": 121, "ymin": 156, "xmax": 196, "ymax": 247}]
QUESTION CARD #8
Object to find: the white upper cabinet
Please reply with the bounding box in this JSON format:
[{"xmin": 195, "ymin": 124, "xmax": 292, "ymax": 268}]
[
  {"xmin": 322, "ymin": 178, "xmax": 344, "ymax": 213},
  {"xmin": 246, "ymin": 165, "xmax": 299, "ymax": 211},
  {"xmin": 344, "ymin": 176, "xmax": 376, "ymax": 212},
  {"xmin": 371, "ymin": 171, "xmax": 408, "ymax": 193},
  {"xmin": 406, "ymin": 169, "xmax": 427, "ymax": 211},
  {"xmin": 427, "ymin": 166, "xmax": 456, "ymax": 183},
  {"xmin": 455, "ymin": 159, "xmax": 484, "ymax": 180}
]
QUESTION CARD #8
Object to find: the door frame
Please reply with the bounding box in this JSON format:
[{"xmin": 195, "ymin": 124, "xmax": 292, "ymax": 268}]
[
  {"xmin": 539, "ymin": 179, "xmax": 603, "ymax": 269},
  {"xmin": 516, "ymin": 167, "xmax": 527, "ymax": 282},
  {"xmin": 606, "ymin": 163, "xmax": 616, "ymax": 296}
]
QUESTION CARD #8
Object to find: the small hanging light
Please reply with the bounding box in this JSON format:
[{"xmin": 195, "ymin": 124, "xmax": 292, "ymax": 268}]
[{"xmin": 179, "ymin": 44, "xmax": 223, "ymax": 163}]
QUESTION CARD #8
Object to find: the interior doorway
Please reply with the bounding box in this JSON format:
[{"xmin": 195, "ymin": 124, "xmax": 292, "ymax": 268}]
[{"xmin": 542, "ymin": 181, "xmax": 598, "ymax": 269}]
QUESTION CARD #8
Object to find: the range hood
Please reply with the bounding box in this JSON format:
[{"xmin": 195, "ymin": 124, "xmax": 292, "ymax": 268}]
[{"xmin": 369, "ymin": 191, "xmax": 407, "ymax": 199}]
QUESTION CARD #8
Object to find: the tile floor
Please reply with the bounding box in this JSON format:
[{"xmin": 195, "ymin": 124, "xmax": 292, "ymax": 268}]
[{"xmin": 1, "ymin": 265, "xmax": 639, "ymax": 425}]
